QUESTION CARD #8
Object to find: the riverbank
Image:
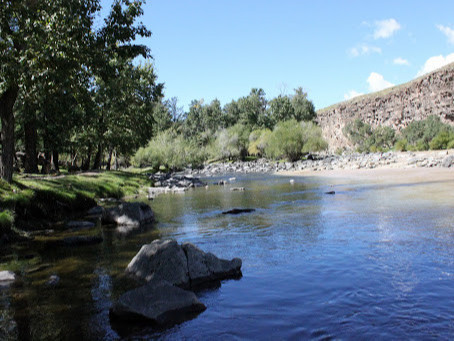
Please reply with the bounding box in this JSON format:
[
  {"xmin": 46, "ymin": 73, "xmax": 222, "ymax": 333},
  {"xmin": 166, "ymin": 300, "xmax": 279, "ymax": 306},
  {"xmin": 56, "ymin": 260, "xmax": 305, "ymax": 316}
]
[{"xmin": 186, "ymin": 150, "xmax": 454, "ymax": 177}]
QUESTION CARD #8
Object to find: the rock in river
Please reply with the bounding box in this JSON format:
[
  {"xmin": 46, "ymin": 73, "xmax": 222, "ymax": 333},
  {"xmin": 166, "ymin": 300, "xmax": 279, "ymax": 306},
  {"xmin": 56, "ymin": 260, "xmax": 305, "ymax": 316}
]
[
  {"xmin": 222, "ymin": 208, "xmax": 255, "ymax": 215},
  {"xmin": 182, "ymin": 242, "xmax": 242, "ymax": 287},
  {"xmin": 126, "ymin": 239, "xmax": 190, "ymax": 287},
  {"xmin": 0, "ymin": 271, "xmax": 16, "ymax": 287},
  {"xmin": 110, "ymin": 280, "xmax": 206, "ymax": 326},
  {"xmin": 126, "ymin": 239, "xmax": 242, "ymax": 289},
  {"xmin": 102, "ymin": 202, "xmax": 154, "ymax": 227}
]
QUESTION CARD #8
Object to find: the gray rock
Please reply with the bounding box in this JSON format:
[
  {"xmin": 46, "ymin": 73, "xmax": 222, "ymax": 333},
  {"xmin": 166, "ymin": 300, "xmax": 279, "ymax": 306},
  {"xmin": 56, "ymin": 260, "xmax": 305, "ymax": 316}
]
[
  {"xmin": 87, "ymin": 206, "xmax": 104, "ymax": 216},
  {"xmin": 230, "ymin": 187, "xmax": 245, "ymax": 191},
  {"xmin": 102, "ymin": 202, "xmax": 154, "ymax": 227},
  {"xmin": 0, "ymin": 270, "xmax": 15, "ymax": 285},
  {"xmin": 110, "ymin": 280, "xmax": 206, "ymax": 325},
  {"xmin": 182, "ymin": 243, "xmax": 242, "ymax": 287},
  {"xmin": 442, "ymin": 155, "xmax": 454, "ymax": 168},
  {"xmin": 126, "ymin": 239, "xmax": 190, "ymax": 287}
]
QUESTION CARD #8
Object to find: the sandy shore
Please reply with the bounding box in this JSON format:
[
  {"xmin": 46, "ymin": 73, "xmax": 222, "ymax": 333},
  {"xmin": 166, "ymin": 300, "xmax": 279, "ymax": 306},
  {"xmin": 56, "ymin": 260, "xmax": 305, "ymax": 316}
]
[
  {"xmin": 277, "ymin": 149, "xmax": 454, "ymax": 184},
  {"xmin": 279, "ymin": 166, "xmax": 454, "ymax": 184}
]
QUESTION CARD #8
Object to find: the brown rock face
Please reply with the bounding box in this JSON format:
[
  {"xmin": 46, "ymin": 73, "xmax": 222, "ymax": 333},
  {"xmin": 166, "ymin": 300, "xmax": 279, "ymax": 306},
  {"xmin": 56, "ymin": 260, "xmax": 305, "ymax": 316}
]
[{"xmin": 316, "ymin": 63, "xmax": 454, "ymax": 151}]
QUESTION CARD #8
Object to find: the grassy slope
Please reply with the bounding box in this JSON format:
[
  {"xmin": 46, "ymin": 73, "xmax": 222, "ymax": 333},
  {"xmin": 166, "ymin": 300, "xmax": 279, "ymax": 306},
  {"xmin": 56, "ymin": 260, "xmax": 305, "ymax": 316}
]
[
  {"xmin": 317, "ymin": 62, "xmax": 454, "ymax": 114},
  {"xmin": 0, "ymin": 171, "xmax": 151, "ymax": 230}
]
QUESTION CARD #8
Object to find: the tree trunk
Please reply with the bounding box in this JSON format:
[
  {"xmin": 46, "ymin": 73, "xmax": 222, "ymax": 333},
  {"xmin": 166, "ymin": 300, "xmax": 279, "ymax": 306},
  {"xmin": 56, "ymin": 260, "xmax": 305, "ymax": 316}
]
[
  {"xmin": 41, "ymin": 151, "xmax": 51, "ymax": 174},
  {"xmin": 24, "ymin": 117, "xmax": 39, "ymax": 173},
  {"xmin": 92, "ymin": 143, "xmax": 102, "ymax": 170},
  {"xmin": 0, "ymin": 86, "xmax": 19, "ymax": 183},
  {"xmin": 82, "ymin": 144, "xmax": 92, "ymax": 171},
  {"xmin": 106, "ymin": 148, "xmax": 113, "ymax": 170},
  {"xmin": 52, "ymin": 150, "xmax": 59, "ymax": 172}
]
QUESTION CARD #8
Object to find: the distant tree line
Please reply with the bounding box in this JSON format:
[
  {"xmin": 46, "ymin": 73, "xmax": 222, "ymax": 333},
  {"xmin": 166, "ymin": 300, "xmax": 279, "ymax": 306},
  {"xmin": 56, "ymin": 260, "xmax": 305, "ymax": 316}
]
[{"xmin": 134, "ymin": 88, "xmax": 328, "ymax": 171}]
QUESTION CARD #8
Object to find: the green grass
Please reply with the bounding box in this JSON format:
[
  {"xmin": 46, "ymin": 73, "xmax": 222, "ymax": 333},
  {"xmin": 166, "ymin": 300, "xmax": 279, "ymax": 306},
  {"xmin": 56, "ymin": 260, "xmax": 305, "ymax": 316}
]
[{"xmin": 0, "ymin": 171, "xmax": 152, "ymax": 229}]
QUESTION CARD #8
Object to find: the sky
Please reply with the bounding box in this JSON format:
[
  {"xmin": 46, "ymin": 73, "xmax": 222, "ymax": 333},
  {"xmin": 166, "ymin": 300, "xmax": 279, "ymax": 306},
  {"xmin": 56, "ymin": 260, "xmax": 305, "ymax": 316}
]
[{"xmin": 100, "ymin": 0, "xmax": 454, "ymax": 111}]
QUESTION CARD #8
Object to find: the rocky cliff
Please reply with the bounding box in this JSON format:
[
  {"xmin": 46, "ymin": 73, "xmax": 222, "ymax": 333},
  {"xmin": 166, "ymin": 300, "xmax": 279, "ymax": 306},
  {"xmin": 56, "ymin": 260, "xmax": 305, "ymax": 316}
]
[{"xmin": 316, "ymin": 63, "xmax": 454, "ymax": 151}]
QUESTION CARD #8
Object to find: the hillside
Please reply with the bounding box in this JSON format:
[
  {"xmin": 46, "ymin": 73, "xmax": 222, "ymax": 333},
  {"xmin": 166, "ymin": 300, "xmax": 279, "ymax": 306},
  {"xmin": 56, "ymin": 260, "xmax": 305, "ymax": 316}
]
[{"xmin": 316, "ymin": 62, "xmax": 454, "ymax": 151}]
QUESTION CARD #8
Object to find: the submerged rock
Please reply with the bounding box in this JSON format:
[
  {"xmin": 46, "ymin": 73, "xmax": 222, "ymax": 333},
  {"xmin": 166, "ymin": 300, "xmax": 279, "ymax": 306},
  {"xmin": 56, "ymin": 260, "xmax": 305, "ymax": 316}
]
[
  {"xmin": 222, "ymin": 208, "xmax": 255, "ymax": 215},
  {"xmin": 102, "ymin": 202, "xmax": 154, "ymax": 227},
  {"xmin": 60, "ymin": 235, "xmax": 103, "ymax": 247},
  {"xmin": 66, "ymin": 220, "xmax": 95, "ymax": 230},
  {"xmin": 110, "ymin": 280, "xmax": 206, "ymax": 326},
  {"xmin": 325, "ymin": 191, "xmax": 336, "ymax": 195}
]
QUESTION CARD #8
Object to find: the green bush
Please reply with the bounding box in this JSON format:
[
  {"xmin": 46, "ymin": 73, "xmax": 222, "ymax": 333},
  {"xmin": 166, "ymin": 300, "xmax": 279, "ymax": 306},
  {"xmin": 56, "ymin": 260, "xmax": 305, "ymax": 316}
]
[
  {"xmin": 394, "ymin": 139, "xmax": 408, "ymax": 151},
  {"xmin": 401, "ymin": 116, "xmax": 452, "ymax": 150},
  {"xmin": 132, "ymin": 130, "xmax": 207, "ymax": 170},
  {"xmin": 429, "ymin": 129, "xmax": 454, "ymax": 150},
  {"xmin": 211, "ymin": 123, "xmax": 250, "ymax": 161},
  {"xmin": 343, "ymin": 119, "xmax": 396, "ymax": 152},
  {"xmin": 300, "ymin": 121, "xmax": 328, "ymax": 153},
  {"xmin": 265, "ymin": 120, "xmax": 305, "ymax": 161},
  {"xmin": 248, "ymin": 129, "xmax": 272, "ymax": 156}
]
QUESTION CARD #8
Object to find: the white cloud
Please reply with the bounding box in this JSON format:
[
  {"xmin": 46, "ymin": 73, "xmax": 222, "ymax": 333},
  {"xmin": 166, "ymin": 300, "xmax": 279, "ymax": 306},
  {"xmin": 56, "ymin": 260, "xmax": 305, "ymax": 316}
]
[
  {"xmin": 367, "ymin": 72, "xmax": 395, "ymax": 92},
  {"xmin": 437, "ymin": 25, "xmax": 454, "ymax": 44},
  {"xmin": 373, "ymin": 19, "xmax": 401, "ymax": 39},
  {"xmin": 393, "ymin": 57, "xmax": 410, "ymax": 66},
  {"xmin": 416, "ymin": 53, "xmax": 454, "ymax": 76},
  {"xmin": 344, "ymin": 90, "xmax": 364, "ymax": 100},
  {"xmin": 349, "ymin": 44, "xmax": 382, "ymax": 57}
]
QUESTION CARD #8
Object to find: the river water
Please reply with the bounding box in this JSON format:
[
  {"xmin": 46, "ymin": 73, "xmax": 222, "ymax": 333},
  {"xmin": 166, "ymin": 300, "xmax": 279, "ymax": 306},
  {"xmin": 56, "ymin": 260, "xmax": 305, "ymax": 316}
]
[{"xmin": 1, "ymin": 173, "xmax": 454, "ymax": 340}]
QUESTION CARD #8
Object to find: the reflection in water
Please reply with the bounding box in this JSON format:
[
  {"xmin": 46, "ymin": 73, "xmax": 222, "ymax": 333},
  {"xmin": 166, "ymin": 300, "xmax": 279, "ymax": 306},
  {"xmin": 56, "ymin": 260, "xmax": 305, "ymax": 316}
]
[{"xmin": 0, "ymin": 173, "xmax": 454, "ymax": 339}]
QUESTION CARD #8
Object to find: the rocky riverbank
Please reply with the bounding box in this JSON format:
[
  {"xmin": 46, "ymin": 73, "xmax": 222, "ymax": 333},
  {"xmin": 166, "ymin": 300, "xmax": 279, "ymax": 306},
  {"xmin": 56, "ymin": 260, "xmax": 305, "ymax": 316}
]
[{"xmin": 180, "ymin": 150, "xmax": 454, "ymax": 177}]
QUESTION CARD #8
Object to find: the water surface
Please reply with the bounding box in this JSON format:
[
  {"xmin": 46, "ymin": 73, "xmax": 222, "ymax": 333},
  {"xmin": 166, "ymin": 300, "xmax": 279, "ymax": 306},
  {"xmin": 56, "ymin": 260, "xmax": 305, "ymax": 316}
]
[{"xmin": 1, "ymin": 173, "xmax": 454, "ymax": 340}]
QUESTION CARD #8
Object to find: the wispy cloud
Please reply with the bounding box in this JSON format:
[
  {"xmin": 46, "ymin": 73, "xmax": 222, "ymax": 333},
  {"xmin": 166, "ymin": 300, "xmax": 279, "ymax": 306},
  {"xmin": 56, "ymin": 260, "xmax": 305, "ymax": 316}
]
[
  {"xmin": 344, "ymin": 90, "xmax": 364, "ymax": 100},
  {"xmin": 349, "ymin": 44, "xmax": 382, "ymax": 57},
  {"xmin": 417, "ymin": 53, "xmax": 454, "ymax": 76},
  {"xmin": 373, "ymin": 19, "xmax": 401, "ymax": 39},
  {"xmin": 393, "ymin": 57, "xmax": 410, "ymax": 66},
  {"xmin": 437, "ymin": 25, "xmax": 454, "ymax": 44},
  {"xmin": 367, "ymin": 72, "xmax": 394, "ymax": 92}
]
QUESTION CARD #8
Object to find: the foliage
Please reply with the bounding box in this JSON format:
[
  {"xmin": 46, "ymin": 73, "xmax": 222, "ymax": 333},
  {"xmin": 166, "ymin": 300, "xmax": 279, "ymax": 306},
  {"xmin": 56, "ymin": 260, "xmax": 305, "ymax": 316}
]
[
  {"xmin": 343, "ymin": 120, "xmax": 396, "ymax": 152},
  {"xmin": 132, "ymin": 130, "xmax": 207, "ymax": 170},
  {"xmin": 291, "ymin": 87, "xmax": 316, "ymax": 122},
  {"xmin": 394, "ymin": 139, "xmax": 408, "ymax": 152},
  {"xmin": 300, "ymin": 121, "xmax": 329, "ymax": 153},
  {"xmin": 211, "ymin": 124, "xmax": 250, "ymax": 161},
  {"xmin": 401, "ymin": 116, "xmax": 446, "ymax": 148},
  {"xmin": 265, "ymin": 120, "xmax": 305, "ymax": 161},
  {"xmin": 429, "ymin": 129, "xmax": 454, "ymax": 150},
  {"xmin": 248, "ymin": 129, "xmax": 272, "ymax": 156}
]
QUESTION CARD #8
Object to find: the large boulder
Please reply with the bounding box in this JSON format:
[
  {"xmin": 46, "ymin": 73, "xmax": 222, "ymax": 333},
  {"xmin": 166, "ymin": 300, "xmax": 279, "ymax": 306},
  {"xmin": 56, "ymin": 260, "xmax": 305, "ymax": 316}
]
[
  {"xmin": 182, "ymin": 242, "xmax": 242, "ymax": 287},
  {"xmin": 102, "ymin": 202, "xmax": 154, "ymax": 227},
  {"xmin": 110, "ymin": 280, "xmax": 206, "ymax": 326},
  {"xmin": 126, "ymin": 239, "xmax": 190, "ymax": 287},
  {"xmin": 126, "ymin": 239, "xmax": 242, "ymax": 289}
]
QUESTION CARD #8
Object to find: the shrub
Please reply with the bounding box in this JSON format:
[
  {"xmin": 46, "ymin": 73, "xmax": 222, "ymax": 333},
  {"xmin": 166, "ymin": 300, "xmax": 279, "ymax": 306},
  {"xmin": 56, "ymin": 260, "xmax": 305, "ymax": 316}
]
[
  {"xmin": 300, "ymin": 121, "xmax": 328, "ymax": 153},
  {"xmin": 394, "ymin": 139, "xmax": 408, "ymax": 152},
  {"xmin": 212, "ymin": 123, "xmax": 250, "ymax": 161},
  {"xmin": 343, "ymin": 119, "xmax": 396, "ymax": 152},
  {"xmin": 265, "ymin": 119, "xmax": 305, "ymax": 161},
  {"xmin": 248, "ymin": 129, "xmax": 272, "ymax": 156},
  {"xmin": 429, "ymin": 129, "xmax": 454, "ymax": 150},
  {"xmin": 401, "ymin": 116, "xmax": 450, "ymax": 150},
  {"xmin": 132, "ymin": 130, "xmax": 207, "ymax": 170}
]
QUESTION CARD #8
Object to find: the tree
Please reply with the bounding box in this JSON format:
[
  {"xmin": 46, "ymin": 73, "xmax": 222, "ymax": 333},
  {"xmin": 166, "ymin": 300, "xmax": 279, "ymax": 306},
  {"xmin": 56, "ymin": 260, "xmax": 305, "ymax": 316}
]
[
  {"xmin": 291, "ymin": 87, "xmax": 316, "ymax": 122},
  {"xmin": 268, "ymin": 95, "xmax": 294, "ymax": 125},
  {"xmin": 0, "ymin": 0, "xmax": 154, "ymax": 179},
  {"xmin": 238, "ymin": 88, "xmax": 270, "ymax": 129}
]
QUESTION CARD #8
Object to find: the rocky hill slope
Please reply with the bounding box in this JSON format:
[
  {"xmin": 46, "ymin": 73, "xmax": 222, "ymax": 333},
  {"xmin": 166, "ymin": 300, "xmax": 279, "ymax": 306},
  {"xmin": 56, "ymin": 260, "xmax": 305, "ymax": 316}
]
[{"xmin": 316, "ymin": 63, "xmax": 454, "ymax": 151}]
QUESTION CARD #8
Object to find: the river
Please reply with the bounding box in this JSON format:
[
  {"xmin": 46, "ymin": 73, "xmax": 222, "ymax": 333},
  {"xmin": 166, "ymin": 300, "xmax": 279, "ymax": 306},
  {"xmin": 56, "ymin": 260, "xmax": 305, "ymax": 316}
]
[{"xmin": 1, "ymin": 173, "xmax": 454, "ymax": 340}]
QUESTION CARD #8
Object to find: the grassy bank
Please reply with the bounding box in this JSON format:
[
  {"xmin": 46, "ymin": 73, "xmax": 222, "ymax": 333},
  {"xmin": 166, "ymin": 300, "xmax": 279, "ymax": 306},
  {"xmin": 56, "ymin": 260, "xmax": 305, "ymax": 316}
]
[{"xmin": 0, "ymin": 171, "xmax": 152, "ymax": 232}]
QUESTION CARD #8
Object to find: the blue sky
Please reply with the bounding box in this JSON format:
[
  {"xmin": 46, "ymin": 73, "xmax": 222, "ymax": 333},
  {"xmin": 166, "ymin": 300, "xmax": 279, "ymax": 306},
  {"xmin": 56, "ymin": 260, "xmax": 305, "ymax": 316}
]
[{"xmin": 101, "ymin": 0, "xmax": 454, "ymax": 111}]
